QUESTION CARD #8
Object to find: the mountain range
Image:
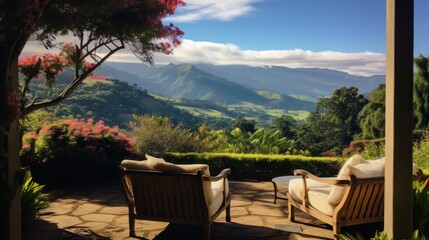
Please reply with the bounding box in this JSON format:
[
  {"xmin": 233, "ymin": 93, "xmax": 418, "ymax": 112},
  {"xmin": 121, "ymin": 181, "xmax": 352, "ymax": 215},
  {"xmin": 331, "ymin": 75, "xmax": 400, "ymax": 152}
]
[
  {"xmin": 95, "ymin": 62, "xmax": 385, "ymax": 127},
  {"xmin": 29, "ymin": 63, "xmax": 386, "ymax": 129},
  {"xmin": 100, "ymin": 62, "xmax": 385, "ymax": 103}
]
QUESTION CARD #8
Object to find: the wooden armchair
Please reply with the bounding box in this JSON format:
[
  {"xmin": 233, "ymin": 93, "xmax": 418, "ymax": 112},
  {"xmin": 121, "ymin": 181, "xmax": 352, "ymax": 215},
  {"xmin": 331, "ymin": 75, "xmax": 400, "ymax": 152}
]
[
  {"xmin": 120, "ymin": 160, "xmax": 231, "ymax": 240},
  {"xmin": 287, "ymin": 169, "xmax": 384, "ymax": 235}
]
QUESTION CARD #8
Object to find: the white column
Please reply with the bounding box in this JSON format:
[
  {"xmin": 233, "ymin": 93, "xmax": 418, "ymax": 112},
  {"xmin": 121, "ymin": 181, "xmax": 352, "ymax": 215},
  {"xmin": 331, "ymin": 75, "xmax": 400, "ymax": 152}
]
[{"xmin": 385, "ymin": 0, "xmax": 413, "ymax": 238}]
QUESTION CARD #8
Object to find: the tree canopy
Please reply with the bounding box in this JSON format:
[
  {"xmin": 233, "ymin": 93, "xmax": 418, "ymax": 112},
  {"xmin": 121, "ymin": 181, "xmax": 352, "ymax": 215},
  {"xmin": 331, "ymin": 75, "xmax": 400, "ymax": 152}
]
[
  {"xmin": 414, "ymin": 54, "xmax": 429, "ymax": 129},
  {"xmin": 232, "ymin": 118, "xmax": 257, "ymax": 134},
  {"xmin": 296, "ymin": 87, "xmax": 367, "ymax": 155},
  {"xmin": 0, "ymin": 1, "xmax": 185, "ymax": 238},
  {"xmin": 359, "ymin": 84, "xmax": 386, "ymax": 139},
  {"xmin": 273, "ymin": 114, "xmax": 297, "ymax": 139}
]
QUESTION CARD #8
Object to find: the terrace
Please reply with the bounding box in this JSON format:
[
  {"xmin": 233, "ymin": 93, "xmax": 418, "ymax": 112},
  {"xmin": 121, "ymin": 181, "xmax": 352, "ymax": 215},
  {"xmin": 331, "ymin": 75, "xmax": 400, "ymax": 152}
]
[
  {"xmin": 2, "ymin": 1, "xmax": 419, "ymax": 240},
  {"xmin": 23, "ymin": 180, "xmax": 381, "ymax": 240}
]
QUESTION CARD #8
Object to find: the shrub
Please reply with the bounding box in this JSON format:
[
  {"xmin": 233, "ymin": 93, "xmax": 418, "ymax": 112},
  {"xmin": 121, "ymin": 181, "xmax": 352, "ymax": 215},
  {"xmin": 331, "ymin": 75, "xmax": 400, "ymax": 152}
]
[
  {"xmin": 336, "ymin": 230, "xmax": 426, "ymax": 240},
  {"xmin": 164, "ymin": 152, "xmax": 341, "ymax": 180},
  {"xmin": 21, "ymin": 118, "xmax": 136, "ymax": 184},
  {"xmin": 130, "ymin": 115, "xmax": 201, "ymax": 156},
  {"xmin": 413, "ymin": 181, "xmax": 429, "ymax": 238},
  {"xmin": 413, "ymin": 140, "xmax": 429, "ymax": 174},
  {"xmin": 21, "ymin": 176, "xmax": 49, "ymax": 217},
  {"xmin": 199, "ymin": 127, "xmax": 297, "ymax": 155},
  {"xmin": 343, "ymin": 139, "xmax": 385, "ymax": 159}
]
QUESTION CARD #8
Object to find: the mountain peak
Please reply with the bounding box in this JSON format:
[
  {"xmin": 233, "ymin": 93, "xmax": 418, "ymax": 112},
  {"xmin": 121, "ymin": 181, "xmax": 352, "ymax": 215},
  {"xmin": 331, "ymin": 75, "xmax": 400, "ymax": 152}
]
[{"xmin": 178, "ymin": 64, "xmax": 202, "ymax": 75}]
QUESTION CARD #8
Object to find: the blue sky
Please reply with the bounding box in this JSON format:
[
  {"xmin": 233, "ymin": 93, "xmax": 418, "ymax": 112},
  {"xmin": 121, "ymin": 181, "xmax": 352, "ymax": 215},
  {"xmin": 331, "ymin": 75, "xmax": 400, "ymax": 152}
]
[
  {"xmin": 24, "ymin": 0, "xmax": 429, "ymax": 77},
  {"xmin": 172, "ymin": 0, "xmax": 387, "ymax": 53},
  {"xmin": 162, "ymin": 0, "xmax": 428, "ymax": 76}
]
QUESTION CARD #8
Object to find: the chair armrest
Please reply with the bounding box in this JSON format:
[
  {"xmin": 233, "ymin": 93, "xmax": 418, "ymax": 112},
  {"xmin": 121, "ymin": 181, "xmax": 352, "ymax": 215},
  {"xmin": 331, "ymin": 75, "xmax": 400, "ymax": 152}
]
[
  {"xmin": 293, "ymin": 169, "xmax": 350, "ymax": 208},
  {"xmin": 293, "ymin": 169, "xmax": 350, "ymax": 186},
  {"xmin": 203, "ymin": 168, "xmax": 231, "ymax": 181},
  {"xmin": 204, "ymin": 168, "xmax": 231, "ymax": 201}
]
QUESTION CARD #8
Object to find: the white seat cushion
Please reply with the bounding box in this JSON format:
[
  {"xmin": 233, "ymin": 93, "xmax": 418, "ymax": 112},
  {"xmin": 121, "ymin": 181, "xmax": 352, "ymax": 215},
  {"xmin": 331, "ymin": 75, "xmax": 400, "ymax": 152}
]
[
  {"xmin": 209, "ymin": 178, "xmax": 229, "ymax": 216},
  {"xmin": 209, "ymin": 189, "xmax": 224, "ymax": 216},
  {"xmin": 329, "ymin": 157, "xmax": 386, "ymax": 205},
  {"xmin": 288, "ymin": 178, "xmax": 332, "ymax": 202},
  {"xmin": 308, "ymin": 187, "xmax": 335, "ymax": 216},
  {"xmin": 349, "ymin": 159, "xmax": 385, "ymax": 178},
  {"xmin": 288, "ymin": 178, "xmax": 335, "ymax": 216},
  {"xmin": 328, "ymin": 155, "xmax": 370, "ymax": 205}
]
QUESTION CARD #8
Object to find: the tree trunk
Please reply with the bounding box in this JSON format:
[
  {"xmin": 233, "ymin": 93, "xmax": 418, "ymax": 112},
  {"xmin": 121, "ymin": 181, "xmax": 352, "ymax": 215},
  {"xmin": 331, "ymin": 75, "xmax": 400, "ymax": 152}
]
[
  {"xmin": 1, "ymin": 1, "xmax": 46, "ymax": 238},
  {"xmin": 8, "ymin": 60, "xmax": 22, "ymax": 240},
  {"xmin": 0, "ymin": 42, "xmax": 22, "ymax": 240}
]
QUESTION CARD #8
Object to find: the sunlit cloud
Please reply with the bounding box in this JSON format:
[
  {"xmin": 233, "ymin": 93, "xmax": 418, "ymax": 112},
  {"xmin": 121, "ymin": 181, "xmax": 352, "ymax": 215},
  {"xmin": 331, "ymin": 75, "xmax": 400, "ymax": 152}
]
[
  {"xmin": 109, "ymin": 40, "xmax": 385, "ymax": 76},
  {"xmin": 23, "ymin": 39, "xmax": 386, "ymax": 76},
  {"xmin": 165, "ymin": 0, "xmax": 260, "ymax": 22}
]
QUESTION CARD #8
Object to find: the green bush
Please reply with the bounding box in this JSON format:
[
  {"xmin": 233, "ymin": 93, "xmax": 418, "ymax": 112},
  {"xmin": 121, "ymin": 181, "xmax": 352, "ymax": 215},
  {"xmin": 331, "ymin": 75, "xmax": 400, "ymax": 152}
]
[
  {"xmin": 413, "ymin": 140, "xmax": 429, "ymax": 175},
  {"xmin": 336, "ymin": 230, "xmax": 426, "ymax": 240},
  {"xmin": 413, "ymin": 181, "xmax": 429, "ymax": 238},
  {"xmin": 164, "ymin": 152, "xmax": 341, "ymax": 180},
  {"xmin": 200, "ymin": 127, "xmax": 297, "ymax": 155},
  {"xmin": 21, "ymin": 176, "xmax": 49, "ymax": 217},
  {"xmin": 130, "ymin": 115, "xmax": 201, "ymax": 156},
  {"xmin": 342, "ymin": 139, "xmax": 385, "ymax": 159},
  {"xmin": 21, "ymin": 118, "xmax": 136, "ymax": 185}
]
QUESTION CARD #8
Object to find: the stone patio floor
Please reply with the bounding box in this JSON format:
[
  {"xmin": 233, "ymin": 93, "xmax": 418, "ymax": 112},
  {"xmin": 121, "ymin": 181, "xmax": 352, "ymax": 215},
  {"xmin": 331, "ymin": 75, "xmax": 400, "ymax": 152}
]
[{"xmin": 22, "ymin": 180, "xmax": 381, "ymax": 240}]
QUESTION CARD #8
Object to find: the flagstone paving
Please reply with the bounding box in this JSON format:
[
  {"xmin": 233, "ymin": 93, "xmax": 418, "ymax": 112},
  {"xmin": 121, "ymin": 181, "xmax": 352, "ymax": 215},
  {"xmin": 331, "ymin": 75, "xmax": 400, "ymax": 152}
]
[{"xmin": 22, "ymin": 180, "xmax": 377, "ymax": 240}]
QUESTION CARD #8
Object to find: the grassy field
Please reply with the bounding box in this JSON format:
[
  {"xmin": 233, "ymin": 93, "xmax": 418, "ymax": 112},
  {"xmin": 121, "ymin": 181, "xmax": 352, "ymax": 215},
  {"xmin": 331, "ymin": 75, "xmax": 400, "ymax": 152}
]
[
  {"xmin": 155, "ymin": 95, "xmax": 311, "ymax": 128},
  {"xmin": 286, "ymin": 110, "xmax": 311, "ymax": 121},
  {"xmin": 175, "ymin": 105, "xmax": 234, "ymax": 119}
]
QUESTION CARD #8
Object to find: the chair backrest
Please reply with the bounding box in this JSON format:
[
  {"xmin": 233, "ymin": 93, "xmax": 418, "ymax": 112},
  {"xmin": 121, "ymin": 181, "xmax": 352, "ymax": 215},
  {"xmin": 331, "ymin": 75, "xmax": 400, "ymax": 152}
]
[
  {"xmin": 335, "ymin": 175, "xmax": 384, "ymax": 223},
  {"xmin": 120, "ymin": 167, "xmax": 210, "ymax": 224}
]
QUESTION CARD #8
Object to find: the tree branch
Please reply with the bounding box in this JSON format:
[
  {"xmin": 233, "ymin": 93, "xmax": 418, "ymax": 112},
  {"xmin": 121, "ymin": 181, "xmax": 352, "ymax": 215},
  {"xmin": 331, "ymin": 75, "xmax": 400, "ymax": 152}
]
[
  {"xmin": 80, "ymin": 38, "xmax": 116, "ymax": 62},
  {"xmin": 22, "ymin": 41, "xmax": 124, "ymax": 116}
]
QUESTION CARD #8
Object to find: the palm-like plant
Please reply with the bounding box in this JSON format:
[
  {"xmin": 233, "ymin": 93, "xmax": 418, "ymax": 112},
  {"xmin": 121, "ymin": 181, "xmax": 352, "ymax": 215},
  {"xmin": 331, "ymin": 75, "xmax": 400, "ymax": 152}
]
[{"xmin": 21, "ymin": 176, "xmax": 49, "ymax": 217}]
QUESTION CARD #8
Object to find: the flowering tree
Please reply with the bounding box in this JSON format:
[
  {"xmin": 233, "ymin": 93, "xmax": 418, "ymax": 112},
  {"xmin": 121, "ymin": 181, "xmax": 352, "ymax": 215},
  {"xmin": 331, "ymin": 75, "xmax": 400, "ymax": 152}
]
[
  {"xmin": 21, "ymin": 118, "xmax": 136, "ymax": 184},
  {"xmin": 0, "ymin": 0, "xmax": 184, "ymax": 239}
]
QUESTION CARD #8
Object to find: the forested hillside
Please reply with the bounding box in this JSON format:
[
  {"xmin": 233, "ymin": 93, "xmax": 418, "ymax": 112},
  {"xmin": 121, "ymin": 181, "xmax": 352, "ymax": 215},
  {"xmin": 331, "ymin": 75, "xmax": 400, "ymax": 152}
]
[{"xmin": 28, "ymin": 77, "xmax": 201, "ymax": 129}]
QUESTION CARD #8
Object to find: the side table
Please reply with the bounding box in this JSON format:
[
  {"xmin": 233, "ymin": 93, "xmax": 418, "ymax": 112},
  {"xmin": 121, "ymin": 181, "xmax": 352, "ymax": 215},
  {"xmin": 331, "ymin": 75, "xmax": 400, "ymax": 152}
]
[{"xmin": 272, "ymin": 175, "xmax": 300, "ymax": 204}]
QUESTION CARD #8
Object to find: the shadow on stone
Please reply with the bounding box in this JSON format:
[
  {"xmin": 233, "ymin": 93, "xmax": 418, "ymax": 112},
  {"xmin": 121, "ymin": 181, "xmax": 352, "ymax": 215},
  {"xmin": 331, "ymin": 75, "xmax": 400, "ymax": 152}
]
[
  {"xmin": 152, "ymin": 222, "xmax": 290, "ymax": 240},
  {"xmin": 23, "ymin": 218, "xmax": 111, "ymax": 240}
]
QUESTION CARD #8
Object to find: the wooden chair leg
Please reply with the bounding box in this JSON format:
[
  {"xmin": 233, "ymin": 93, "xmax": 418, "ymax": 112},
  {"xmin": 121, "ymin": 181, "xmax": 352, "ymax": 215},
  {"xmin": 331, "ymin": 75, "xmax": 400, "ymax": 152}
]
[
  {"xmin": 333, "ymin": 224, "xmax": 341, "ymax": 235},
  {"xmin": 129, "ymin": 214, "xmax": 136, "ymax": 237},
  {"xmin": 203, "ymin": 223, "xmax": 211, "ymax": 240},
  {"xmin": 226, "ymin": 204, "xmax": 231, "ymax": 222},
  {"xmin": 288, "ymin": 203, "xmax": 295, "ymax": 222}
]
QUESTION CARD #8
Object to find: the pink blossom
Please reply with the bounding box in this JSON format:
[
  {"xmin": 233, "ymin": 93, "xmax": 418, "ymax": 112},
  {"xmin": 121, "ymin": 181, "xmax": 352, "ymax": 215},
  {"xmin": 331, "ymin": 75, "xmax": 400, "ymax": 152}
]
[
  {"xmin": 18, "ymin": 55, "xmax": 41, "ymax": 79},
  {"xmin": 22, "ymin": 143, "xmax": 31, "ymax": 150}
]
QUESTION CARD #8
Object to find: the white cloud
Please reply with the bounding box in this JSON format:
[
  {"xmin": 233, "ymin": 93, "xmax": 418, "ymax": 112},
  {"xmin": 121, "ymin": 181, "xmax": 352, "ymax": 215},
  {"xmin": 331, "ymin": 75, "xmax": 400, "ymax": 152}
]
[
  {"xmin": 165, "ymin": 0, "xmax": 260, "ymax": 22},
  {"xmin": 22, "ymin": 39, "xmax": 386, "ymax": 76},
  {"xmin": 105, "ymin": 39, "xmax": 385, "ymax": 76}
]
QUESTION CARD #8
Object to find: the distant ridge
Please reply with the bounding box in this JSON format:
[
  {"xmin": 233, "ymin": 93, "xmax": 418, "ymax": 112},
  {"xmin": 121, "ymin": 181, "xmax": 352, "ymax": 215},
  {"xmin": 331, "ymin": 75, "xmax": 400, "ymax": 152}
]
[
  {"xmin": 193, "ymin": 64, "xmax": 385, "ymax": 100},
  {"xmin": 101, "ymin": 62, "xmax": 316, "ymax": 111},
  {"xmin": 104, "ymin": 62, "xmax": 384, "ymax": 101}
]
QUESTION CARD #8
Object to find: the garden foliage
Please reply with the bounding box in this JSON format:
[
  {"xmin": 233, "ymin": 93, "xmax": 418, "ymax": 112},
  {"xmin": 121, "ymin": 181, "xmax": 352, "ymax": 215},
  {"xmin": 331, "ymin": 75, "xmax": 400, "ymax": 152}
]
[
  {"xmin": 165, "ymin": 152, "xmax": 341, "ymax": 180},
  {"xmin": 130, "ymin": 115, "xmax": 201, "ymax": 156},
  {"xmin": 21, "ymin": 118, "xmax": 136, "ymax": 184},
  {"xmin": 199, "ymin": 127, "xmax": 300, "ymax": 155},
  {"xmin": 21, "ymin": 176, "xmax": 49, "ymax": 217},
  {"xmin": 413, "ymin": 181, "xmax": 429, "ymax": 238}
]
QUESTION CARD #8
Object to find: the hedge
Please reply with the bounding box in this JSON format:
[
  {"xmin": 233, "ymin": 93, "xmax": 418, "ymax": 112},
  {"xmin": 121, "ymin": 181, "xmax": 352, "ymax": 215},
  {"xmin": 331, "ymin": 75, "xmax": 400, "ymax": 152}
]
[{"xmin": 164, "ymin": 152, "xmax": 343, "ymax": 181}]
